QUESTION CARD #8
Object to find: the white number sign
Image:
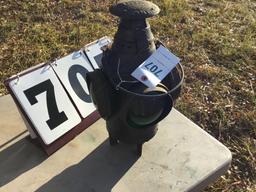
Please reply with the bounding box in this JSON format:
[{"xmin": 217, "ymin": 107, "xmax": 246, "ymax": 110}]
[
  {"xmin": 131, "ymin": 45, "xmax": 180, "ymax": 88},
  {"xmin": 6, "ymin": 37, "xmax": 112, "ymax": 148},
  {"xmin": 84, "ymin": 37, "xmax": 112, "ymax": 69},
  {"xmin": 8, "ymin": 65, "xmax": 81, "ymax": 145},
  {"xmin": 52, "ymin": 51, "xmax": 96, "ymax": 118}
]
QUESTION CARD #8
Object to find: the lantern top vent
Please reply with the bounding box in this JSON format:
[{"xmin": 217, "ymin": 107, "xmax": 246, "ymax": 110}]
[{"xmin": 110, "ymin": 0, "xmax": 160, "ymax": 19}]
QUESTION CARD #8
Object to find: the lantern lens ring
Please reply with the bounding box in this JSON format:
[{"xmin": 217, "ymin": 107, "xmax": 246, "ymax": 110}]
[
  {"xmin": 127, "ymin": 108, "xmax": 164, "ymax": 128},
  {"xmin": 125, "ymin": 85, "xmax": 173, "ymax": 129}
]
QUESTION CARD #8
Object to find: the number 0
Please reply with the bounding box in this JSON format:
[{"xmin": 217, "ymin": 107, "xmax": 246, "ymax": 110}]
[
  {"xmin": 24, "ymin": 79, "xmax": 68, "ymax": 130},
  {"xmin": 68, "ymin": 65, "xmax": 91, "ymax": 103}
]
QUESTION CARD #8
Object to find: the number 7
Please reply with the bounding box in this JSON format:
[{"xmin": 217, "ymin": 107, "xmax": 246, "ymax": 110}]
[{"xmin": 24, "ymin": 79, "xmax": 68, "ymax": 130}]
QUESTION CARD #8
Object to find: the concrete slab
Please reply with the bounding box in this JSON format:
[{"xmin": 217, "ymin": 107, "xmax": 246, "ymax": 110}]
[
  {"xmin": 0, "ymin": 95, "xmax": 27, "ymax": 147},
  {"xmin": 0, "ymin": 95, "xmax": 231, "ymax": 192}
]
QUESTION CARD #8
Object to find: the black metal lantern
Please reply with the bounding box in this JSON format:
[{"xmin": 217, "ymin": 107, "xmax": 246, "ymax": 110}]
[{"xmin": 86, "ymin": 0, "xmax": 184, "ymax": 156}]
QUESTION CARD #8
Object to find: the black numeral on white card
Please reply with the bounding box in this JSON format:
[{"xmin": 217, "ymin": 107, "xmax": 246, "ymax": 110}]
[
  {"xmin": 68, "ymin": 65, "xmax": 92, "ymax": 103},
  {"xmin": 144, "ymin": 62, "xmax": 163, "ymax": 77},
  {"xmin": 24, "ymin": 79, "xmax": 68, "ymax": 130}
]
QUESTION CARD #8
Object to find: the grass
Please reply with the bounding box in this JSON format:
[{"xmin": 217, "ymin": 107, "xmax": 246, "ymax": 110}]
[{"xmin": 0, "ymin": 0, "xmax": 255, "ymax": 191}]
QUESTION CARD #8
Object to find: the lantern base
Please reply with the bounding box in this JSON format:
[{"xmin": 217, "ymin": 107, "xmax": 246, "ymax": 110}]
[{"xmin": 106, "ymin": 117, "xmax": 158, "ymax": 156}]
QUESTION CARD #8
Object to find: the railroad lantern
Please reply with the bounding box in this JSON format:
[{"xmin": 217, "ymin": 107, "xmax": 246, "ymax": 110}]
[{"xmin": 86, "ymin": 0, "xmax": 184, "ymax": 155}]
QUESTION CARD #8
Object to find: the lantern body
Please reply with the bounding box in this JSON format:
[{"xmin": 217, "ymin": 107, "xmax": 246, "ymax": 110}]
[{"xmin": 87, "ymin": 1, "xmax": 183, "ymax": 155}]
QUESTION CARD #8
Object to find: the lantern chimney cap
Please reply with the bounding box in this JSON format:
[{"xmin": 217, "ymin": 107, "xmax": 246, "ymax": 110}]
[{"xmin": 110, "ymin": 0, "xmax": 160, "ymax": 19}]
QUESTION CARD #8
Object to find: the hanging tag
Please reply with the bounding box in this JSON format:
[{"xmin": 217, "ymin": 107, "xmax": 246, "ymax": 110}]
[{"xmin": 131, "ymin": 45, "xmax": 180, "ymax": 88}]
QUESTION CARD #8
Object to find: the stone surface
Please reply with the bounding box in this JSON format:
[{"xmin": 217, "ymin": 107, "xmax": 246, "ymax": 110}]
[
  {"xmin": 0, "ymin": 95, "xmax": 29, "ymax": 147},
  {"xmin": 0, "ymin": 95, "xmax": 231, "ymax": 192}
]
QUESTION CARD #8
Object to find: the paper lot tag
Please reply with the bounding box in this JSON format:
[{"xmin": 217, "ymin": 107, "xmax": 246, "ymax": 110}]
[{"xmin": 131, "ymin": 45, "xmax": 180, "ymax": 88}]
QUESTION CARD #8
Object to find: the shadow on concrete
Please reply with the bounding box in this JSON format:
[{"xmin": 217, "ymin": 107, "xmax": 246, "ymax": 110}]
[
  {"xmin": 0, "ymin": 136, "xmax": 47, "ymax": 187},
  {"xmin": 36, "ymin": 140, "xmax": 139, "ymax": 192}
]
